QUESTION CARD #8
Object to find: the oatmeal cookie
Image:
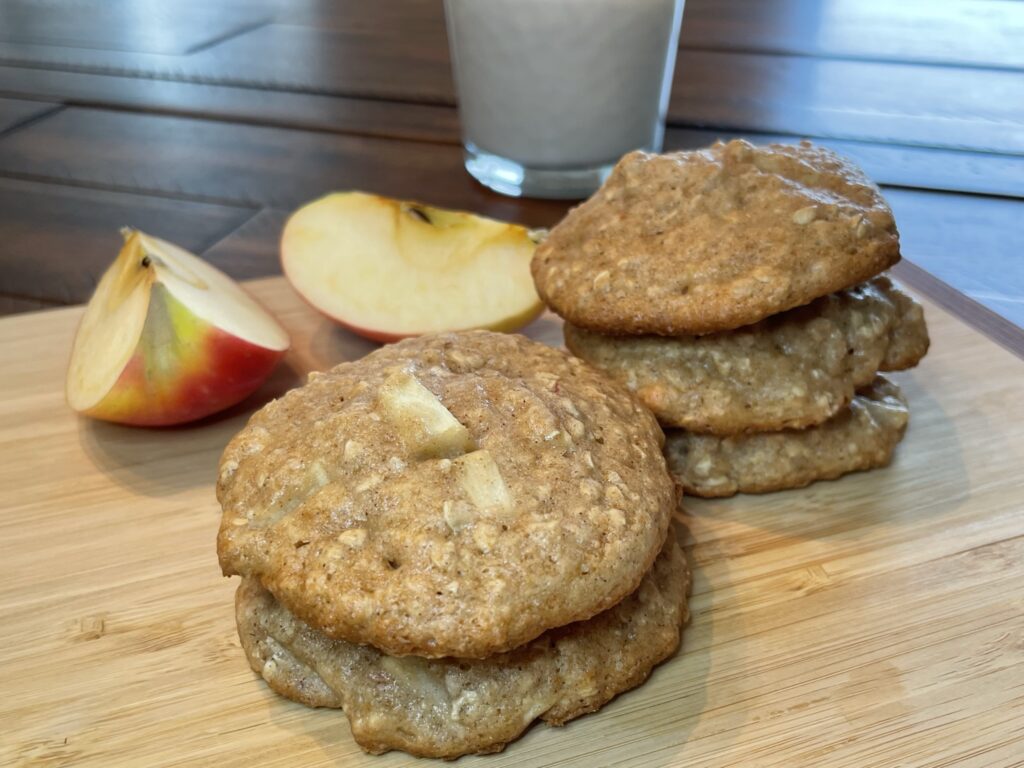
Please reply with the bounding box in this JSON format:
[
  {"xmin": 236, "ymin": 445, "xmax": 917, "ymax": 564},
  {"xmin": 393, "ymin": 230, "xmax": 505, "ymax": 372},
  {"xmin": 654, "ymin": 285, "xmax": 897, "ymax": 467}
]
[
  {"xmin": 217, "ymin": 331, "xmax": 675, "ymax": 659},
  {"xmin": 235, "ymin": 536, "xmax": 689, "ymax": 759},
  {"xmin": 564, "ymin": 276, "xmax": 927, "ymax": 434},
  {"xmin": 532, "ymin": 139, "xmax": 901, "ymax": 335},
  {"xmin": 665, "ymin": 377, "xmax": 909, "ymax": 497}
]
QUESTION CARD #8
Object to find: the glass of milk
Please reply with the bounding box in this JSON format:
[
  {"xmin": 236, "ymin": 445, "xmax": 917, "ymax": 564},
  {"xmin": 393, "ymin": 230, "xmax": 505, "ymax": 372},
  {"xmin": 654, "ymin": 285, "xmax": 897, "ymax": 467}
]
[{"xmin": 444, "ymin": 0, "xmax": 685, "ymax": 199}]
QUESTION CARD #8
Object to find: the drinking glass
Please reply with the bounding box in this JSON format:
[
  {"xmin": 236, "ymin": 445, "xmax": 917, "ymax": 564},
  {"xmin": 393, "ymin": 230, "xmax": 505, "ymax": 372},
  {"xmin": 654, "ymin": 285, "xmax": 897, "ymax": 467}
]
[{"xmin": 444, "ymin": 0, "xmax": 685, "ymax": 199}]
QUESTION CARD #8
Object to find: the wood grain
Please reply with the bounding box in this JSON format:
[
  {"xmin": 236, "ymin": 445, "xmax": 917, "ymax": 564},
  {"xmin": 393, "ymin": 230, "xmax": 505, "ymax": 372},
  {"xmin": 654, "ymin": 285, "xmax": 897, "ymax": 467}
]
[
  {"xmin": 0, "ymin": 65, "xmax": 461, "ymax": 143},
  {"xmin": 885, "ymin": 189, "xmax": 1024, "ymax": 329},
  {"xmin": 184, "ymin": 23, "xmax": 453, "ymax": 103},
  {"xmin": 280, "ymin": 0, "xmax": 443, "ymax": 32},
  {"xmin": 3, "ymin": 107, "xmax": 1023, "ymax": 329},
  {"xmin": 665, "ymin": 128, "xmax": 1024, "ymax": 199},
  {"xmin": 679, "ymin": 0, "xmax": 1024, "ymax": 69},
  {"xmin": 6, "ymin": 66, "xmax": 1021, "ymax": 201},
  {"xmin": 0, "ymin": 277, "xmax": 1022, "ymax": 767},
  {"xmin": 2, "ymin": 2, "xmax": 1022, "ymax": 154},
  {"xmin": 892, "ymin": 260, "xmax": 1024, "ymax": 362},
  {"xmin": 0, "ymin": 293, "xmax": 62, "ymax": 314},
  {"xmin": 0, "ymin": 177, "xmax": 255, "ymax": 308},
  {"xmin": 667, "ymin": 50, "xmax": 1024, "ymax": 154},
  {"xmin": 0, "ymin": 24, "xmax": 453, "ymax": 104},
  {"xmin": 0, "ymin": 107, "xmax": 569, "ymax": 226},
  {"xmin": 200, "ymin": 208, "xmax": 289, "ymax": 281},
  {"xmin": 0, "ymin": 0, "xmax": 270, "ymax": 55},
  {"xmin": 0, "ymin": 95, "xmax": 56, "ymax": 134}
]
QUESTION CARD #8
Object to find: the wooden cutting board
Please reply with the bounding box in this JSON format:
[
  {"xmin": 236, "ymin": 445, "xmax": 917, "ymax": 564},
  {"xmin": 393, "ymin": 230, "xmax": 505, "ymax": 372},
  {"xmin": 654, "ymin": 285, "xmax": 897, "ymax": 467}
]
[{"xmin": 2, "ymin": 276, "xmax": 1022, "ymax": 768}]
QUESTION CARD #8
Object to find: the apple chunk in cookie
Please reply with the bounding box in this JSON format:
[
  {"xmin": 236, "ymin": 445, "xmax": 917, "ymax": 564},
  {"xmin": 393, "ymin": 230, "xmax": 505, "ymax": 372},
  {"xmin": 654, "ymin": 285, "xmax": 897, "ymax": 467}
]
[
  {"xmin": 377, "ymin": 370, "xmax": 476, "ymax": 459},
  {"xmin": 453, "ymin": 450, "xmax": 513, "ymax": 514},
  {"xmin": 439, "ymin": 449, "xmax": 516, "ymax": 535}
]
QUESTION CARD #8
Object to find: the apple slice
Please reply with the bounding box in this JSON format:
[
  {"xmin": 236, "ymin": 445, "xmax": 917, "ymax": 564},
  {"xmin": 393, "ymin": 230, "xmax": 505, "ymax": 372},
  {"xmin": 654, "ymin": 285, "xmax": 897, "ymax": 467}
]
[
  {"xmin": 66, "ymin": 229, "xmax": 289, "ymax": 426},
  {"xmin": 453, "ymin": 450, "xmax": 513, "ymax": 514},
  {"xmin": 281, "ymin": 192, "xmax": 544, "ymax": 342},
  {"xmin": 377, "ymin": 371, "xmax": 475, "ymax": 459}
]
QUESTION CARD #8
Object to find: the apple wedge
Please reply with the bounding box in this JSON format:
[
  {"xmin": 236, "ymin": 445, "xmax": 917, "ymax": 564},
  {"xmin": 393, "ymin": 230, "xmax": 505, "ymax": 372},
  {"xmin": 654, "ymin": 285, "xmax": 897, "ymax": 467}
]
[
  {"xmin": 67, "ymin": 229, "xmax": 289, "ymax": 426},
  {"xmin": 281, "ymin": 192, "xmax": 544, "ymax": 342},
  {"xmin": 377, "ymin": 371, "xmax": 475, "ymax": 459}
]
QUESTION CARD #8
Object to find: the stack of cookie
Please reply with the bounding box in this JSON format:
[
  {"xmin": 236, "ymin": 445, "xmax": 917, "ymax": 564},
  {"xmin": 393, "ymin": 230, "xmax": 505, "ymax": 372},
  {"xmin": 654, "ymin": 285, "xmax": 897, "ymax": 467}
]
[
  {"xmin": 532, "ymin": 140, "xmax": 930, "ymax": 497},
  {"xmin": 217, "ymin": 331, "xmax": 689, "ymax": 758}
]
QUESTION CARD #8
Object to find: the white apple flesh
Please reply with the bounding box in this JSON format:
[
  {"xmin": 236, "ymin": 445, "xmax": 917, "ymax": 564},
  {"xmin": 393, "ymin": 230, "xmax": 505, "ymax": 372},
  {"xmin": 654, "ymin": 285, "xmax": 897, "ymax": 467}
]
[
  {"xmin": 66, "ymin": 229, "xmax": 289, "ymax": 426},
  {"xmin": 281, "ymin": 192, "xmax": 544, "ymax": 342},
  {"xmin": 453, "ymin": 449, "xmax": 513, "ymax": 514},
  {"xmin": 377, "ymin": 371, "xmax": 475, "ymax": 459}
]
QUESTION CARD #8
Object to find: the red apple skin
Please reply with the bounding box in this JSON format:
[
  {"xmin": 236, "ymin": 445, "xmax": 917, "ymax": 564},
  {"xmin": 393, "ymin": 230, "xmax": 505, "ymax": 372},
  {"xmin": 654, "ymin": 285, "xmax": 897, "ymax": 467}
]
[
  {"xmin": 84, "ymin": 327, "xmax": 285, "ymax": 427},
  {"xmin": 282, "ymin": 260, "xmax": 547, "ymax": 344},
  {"xmin": 332, "ymin": 303, "xmax": 547, "ymax": 345},
  {"xmin": 334, "ymin": 320, "xmax": 409, "ymax": 344},
  {"xmin": 278, "ymin": 273, "xmax": 408, "ymax": 343}
]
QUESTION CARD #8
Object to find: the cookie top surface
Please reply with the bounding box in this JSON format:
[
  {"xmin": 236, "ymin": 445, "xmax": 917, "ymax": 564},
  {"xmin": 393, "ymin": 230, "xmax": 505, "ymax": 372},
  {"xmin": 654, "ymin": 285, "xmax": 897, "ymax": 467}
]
[
  {"xmin": 235, "ymin": 534, "xmax": 689, "ymax": 759},
  {"xmin": 532, "ymin": 139, "xmax": 901, "ymax": 335},
  {"xmin": 565, "ymin": 276, "xmax": 928, "ymax": 434},
  {"xmin": 217, "ymin": 330, "xmax": 674, "ymax": 659},
  {"xmin": 665, "ymin": 376, "xmax": 909, "ymax": 497}
]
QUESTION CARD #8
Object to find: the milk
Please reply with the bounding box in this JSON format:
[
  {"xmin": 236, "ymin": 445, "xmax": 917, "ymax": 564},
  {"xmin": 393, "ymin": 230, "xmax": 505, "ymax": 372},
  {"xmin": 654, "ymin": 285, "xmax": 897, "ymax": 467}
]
[{"xmin": 445, "ymin": 0, "xmax": 684, "ymax": 196}]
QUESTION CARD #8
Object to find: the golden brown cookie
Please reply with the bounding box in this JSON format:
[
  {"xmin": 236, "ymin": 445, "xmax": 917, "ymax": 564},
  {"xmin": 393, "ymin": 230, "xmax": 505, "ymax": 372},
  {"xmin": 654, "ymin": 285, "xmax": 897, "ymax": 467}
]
[
  {"xmin": 882, "ymin": 278, "xmax": 931, "ymax": 369},
  {"xmin": 217, "ymin": 331, "xmax": 675, "ymax": 659},
  {"xmin": 564, "ymin": 276, "xmax": 928, "ymax": 434},
  {"xmin": 665, "ymin": 377, "xmax": 909, "ymax": 497},
  {"xmin": 235, "ymin": 536, "xmax": 689, "ymax": 759},
  {"xmin": 532, "ymin": 139, "xmax": 901, "ymax": 335}
]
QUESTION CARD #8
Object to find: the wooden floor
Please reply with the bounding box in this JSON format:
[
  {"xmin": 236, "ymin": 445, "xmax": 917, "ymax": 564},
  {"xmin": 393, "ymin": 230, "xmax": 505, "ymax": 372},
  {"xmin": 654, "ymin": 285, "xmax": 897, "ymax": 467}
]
[{"xmin": 0, "ymin": 0, "xmax": 1022, "ymax": 330}]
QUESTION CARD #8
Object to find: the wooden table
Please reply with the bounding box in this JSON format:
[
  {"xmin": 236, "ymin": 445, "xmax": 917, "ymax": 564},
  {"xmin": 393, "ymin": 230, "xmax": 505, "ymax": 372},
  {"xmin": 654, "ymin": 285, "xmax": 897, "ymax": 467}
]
[
  {"xmin": 2, "ymin": 280, "xmax": 1023, "ymax": 768},
  {"xmin": 1, "ymin": 2, "xmax": 1023, "ymax": 766}
]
